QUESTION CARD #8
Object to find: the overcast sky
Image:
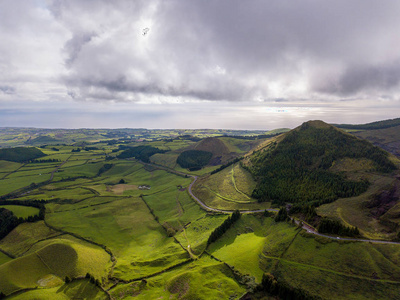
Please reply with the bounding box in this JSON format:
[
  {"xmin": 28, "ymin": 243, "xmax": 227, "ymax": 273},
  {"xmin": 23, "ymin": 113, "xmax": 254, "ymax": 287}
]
[{"xmin": 1, "ymin": 0, "xmax": 399, "ymax": 130}]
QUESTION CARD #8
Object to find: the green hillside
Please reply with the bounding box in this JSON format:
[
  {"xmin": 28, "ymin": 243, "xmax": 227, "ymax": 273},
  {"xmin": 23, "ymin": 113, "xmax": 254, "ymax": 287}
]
[{"xmin": 249, "ymin": 120, "xmax": 397, "ymax": 206}]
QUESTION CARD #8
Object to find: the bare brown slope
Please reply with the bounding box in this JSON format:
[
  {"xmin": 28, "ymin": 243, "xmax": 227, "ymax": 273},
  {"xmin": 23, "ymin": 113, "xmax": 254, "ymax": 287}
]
[{"xmin": 353, "ymin": 125, "xmax": 400, "ymax": 157}]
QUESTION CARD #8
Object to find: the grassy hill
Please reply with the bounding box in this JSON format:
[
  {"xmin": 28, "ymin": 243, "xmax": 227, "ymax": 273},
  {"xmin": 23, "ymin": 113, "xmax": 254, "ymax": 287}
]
[
  {"xmin": 248, "ymin": 120, "xmax": 397, "ymax": 206},
  {"xmin": 0, "ymin": 239, "xmax": 110, "ymax": 296}
]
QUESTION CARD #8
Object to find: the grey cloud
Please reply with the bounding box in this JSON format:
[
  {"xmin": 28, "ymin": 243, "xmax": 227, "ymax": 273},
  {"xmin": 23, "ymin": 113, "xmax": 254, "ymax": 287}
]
[
  {"xmin": 0, "ymin": 86, "xmax": 15, "ymax": 94},
  {"xmin": 1, "ymin": 0, "xmax": 400, "ymax": 111},
  {"xmin": 316, "ymin": 62, "xmax": 400, "ymax": 95},
  {"xmin": 64, "ymin": 32, "xmax": 97, "ymax": 67},
  {"xmin": 51, "ymin": 0, "xmax": 400, "ymax": 103}
]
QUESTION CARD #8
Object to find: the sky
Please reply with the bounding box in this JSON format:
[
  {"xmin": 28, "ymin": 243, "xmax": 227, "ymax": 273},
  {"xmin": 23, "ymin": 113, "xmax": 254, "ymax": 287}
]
[{"xmin": 1, "ymin": 0, "xmax": 400, "ymax": 130}]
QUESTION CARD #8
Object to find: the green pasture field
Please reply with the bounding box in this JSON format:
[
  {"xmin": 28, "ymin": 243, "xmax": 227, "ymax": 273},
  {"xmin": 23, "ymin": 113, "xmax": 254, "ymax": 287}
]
[
  {"xmin": 45, "ymin": 196, "xmax": 188, "ymax": 281},
  {"xmin": 258, "ymin": 222, "xmax": 400, "ymax": 299},
  {"xmin": 0, "ymin": 174, "xmax": 51, "ymax": 196},
  {"xmin": 52, "ymin": 162, "xmax": 105, "ymax": 181},
  {"xmin": 0, "ymin": 237, "xmax": 111, "ymax": 296},
  {"xmin": 0, "ymin": 205, "xmax": 39, "ymax": 218},
  {"xmin": 0, "ymin": 252, "xmax": 11, "ymax": 266},
  {"xmin": 17, "ymin": 186, "xmax": 95, "ymax": 202},
  {"xmin": 175, "ymin": 214, "xmax": 229, "ymax": 255},
  {"xmin": 6, "ymin": 166, "xmax": 55, "ymax": 179},
  {"xmin": 0, "ymin": 250, "xmax": 55, "ymax": 295},
  {"xmin": 0, "ymin": 221, "xmax": 61, "ymax": 257},
  {"xmin": 141, "ymin": 186, "xmax": 204, "ymax": 228},
  {"xmin": 0, "ymin": 160, "xmax": 22, "ymax": 174},
  {"xmin": 110, "ymin": 255, "xmax": 246, "ymax": 300},
  {"xmin": 151, "ymin": 152, "xmax": 179, "ymax": 169},
  {"xmin": 209, "ymin": 215, "xmax": 269, "ymax": 282},
  {"xmin": 8, "ymin": 279, "xmax": 108, "ymax": 300}
]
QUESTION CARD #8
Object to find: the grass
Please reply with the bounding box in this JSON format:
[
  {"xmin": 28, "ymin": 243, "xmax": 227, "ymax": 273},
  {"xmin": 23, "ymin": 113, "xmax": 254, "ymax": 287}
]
[
  {"xmin": 258, "ymin": 220, "xmax": 400, "ymax": 299},
  {"xmin": 45, "ymin": 196, "xmax": 188, "ymax": 281},
  {"xmin": 110, "ymin": 255, "xmax": 246, "ymax": 300},
  {"xmin": 7, "ymin": 278, "xmax": 108, "ymax": 300},
  {"xmin": 0, "ymin": 160, "xmax": 22, "ymax": 175},
  {"xmin": 191, "ymin": 164, "xmax": 271, "ymax": 211},
  {"xmin": 0, "ymin": 174, "xmax": 51, "ymax": 196},
  {"xmin": 0, "ymin": 221, "xmax": 61, "ymax": 257},
  {"xmin": 0, "ymin": 238, "xmax": 111, "ymax": 296},
  {"xmin": 175, "ymin": 214, "xmax": 229, "ymax": 255},
  {"xmin": 0, "ymin": 252, "xmax": 12, "ymax": 266},
  {"xmin": 317, "ymin": 172, "xmax": 398, "ymax": 239},
  {"xmin": 0, "ymin": 205, "xmax": 39, "ymax": 218},
  {"xmin": 209, "ymin": 215, "xmax": 268, "ymax": 282}
]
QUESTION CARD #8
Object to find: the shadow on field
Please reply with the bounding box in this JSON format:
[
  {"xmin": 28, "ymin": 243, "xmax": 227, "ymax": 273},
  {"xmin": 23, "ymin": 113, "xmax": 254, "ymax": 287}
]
[{"xmin": 56, "ymin": 279, "xmax": 100, "ymax": 299}]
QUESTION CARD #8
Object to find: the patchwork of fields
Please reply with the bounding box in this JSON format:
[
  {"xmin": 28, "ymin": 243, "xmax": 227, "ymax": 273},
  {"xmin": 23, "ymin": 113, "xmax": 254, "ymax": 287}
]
[{"xmin": 0, "ymin": 128, "xmax": 399, "ymax": 299}]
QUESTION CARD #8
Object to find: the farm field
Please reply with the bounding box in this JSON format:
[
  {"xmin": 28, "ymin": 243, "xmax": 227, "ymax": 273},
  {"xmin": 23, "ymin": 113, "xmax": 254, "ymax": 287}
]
[{"xmin": 0, "ymin": 123, "xmax": 399, "ymax": 299}]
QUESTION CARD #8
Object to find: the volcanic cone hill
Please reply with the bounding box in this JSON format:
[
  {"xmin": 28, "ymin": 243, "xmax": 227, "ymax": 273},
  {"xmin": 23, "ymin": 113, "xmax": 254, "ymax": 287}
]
[{"xmin": 248, "ymin": 120, "xmax": 397, "ymax": 206}]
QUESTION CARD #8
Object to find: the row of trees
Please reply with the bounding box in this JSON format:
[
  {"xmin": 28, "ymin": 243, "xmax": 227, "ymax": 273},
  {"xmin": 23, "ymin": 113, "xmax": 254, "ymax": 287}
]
[
  {"xmin": 261, "ymin": 273, "xmax": 320, "ymax": 300},
  {"xmin": 207, "ymin": 210, "xmax": 241, "ymax": 246},
  {"xmin": 30, "ymin": 158, "xmax": 60, "ymax": 163}
]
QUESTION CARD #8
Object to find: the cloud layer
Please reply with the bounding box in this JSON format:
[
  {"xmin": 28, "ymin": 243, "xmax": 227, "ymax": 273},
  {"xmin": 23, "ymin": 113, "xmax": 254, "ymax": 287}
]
[{"xmin": 0, "ymin": 0, "xmax": 399, "ymax": 128}]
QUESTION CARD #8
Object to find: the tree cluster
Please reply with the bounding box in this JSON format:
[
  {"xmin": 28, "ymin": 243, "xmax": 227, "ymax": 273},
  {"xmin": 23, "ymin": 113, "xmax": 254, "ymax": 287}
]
[
  {"xmin": 317, "ymin": 217, "xmax": 359, "ymax": 237},
  {"xmin": 0, "ymin": 202, "xmax": 45, "ymax": 239},
  {"xmin": 84, "ymin": 146, "xmax": 99, "ymax": 151},
  {"xmin": 117, "ymin": 145, "xmax": 167, "ymax": 163},
  {"xmin": 289, "ymin": 205, "xmax": 317, "ymax": 223},
  {"xmin": 176, "ymin": 150, "xmax": 213, "ymax": 171},
  {"xmin": 274, "ymin": 208, "xmax": 290, "ymax": 222},
  {"xmin": 261, "ymin": 273, "xmax": 319, "ymax": 300},
  {"xmin": 71, "ymin": 148, "xmax": 81, "ymax": 152},
  {"xmin": 0, "ymin": 147, "xmax": 46, "ymax": 163},
  {"xmin": 85, "ymin": 272, "xmax": 101, "ymax": 287},
  {"xmin": 207, "ymin": 210, "xmax": 241, "ymax": 246}
]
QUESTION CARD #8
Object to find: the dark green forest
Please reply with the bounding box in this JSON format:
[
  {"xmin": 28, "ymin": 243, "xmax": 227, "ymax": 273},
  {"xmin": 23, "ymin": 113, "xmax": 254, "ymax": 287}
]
[
  {"xmin": 117, "ymin": 146, "xmax": 167, "ymax": 163},
  {"xmin": 176, "ymin": 150, "xmax": 213, "ymax": 170},
  {"xmin": 250, "ymin": 122, "xmax": 396, "ymax": 206},
  {"xmin": 0, "ymin": 147, "xmax": 46, "ymax": 163}
]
